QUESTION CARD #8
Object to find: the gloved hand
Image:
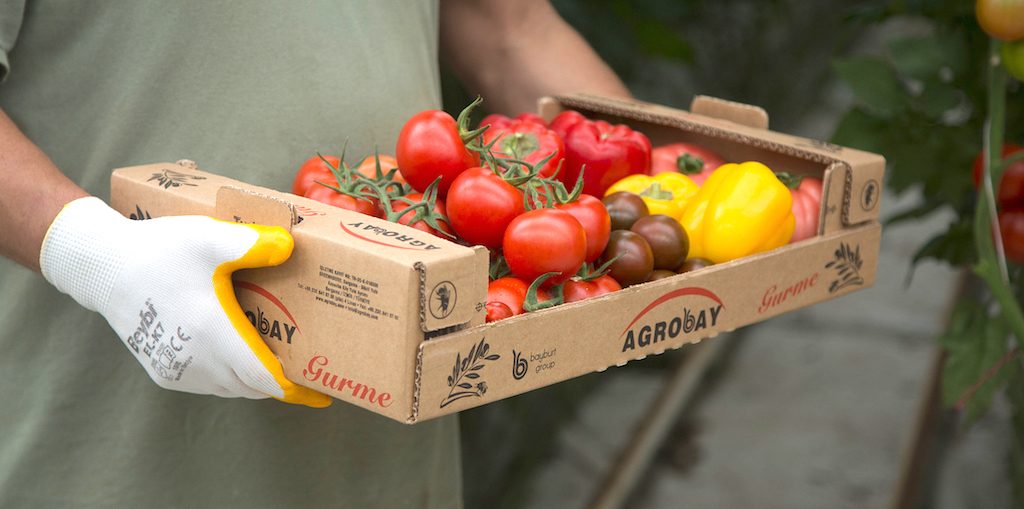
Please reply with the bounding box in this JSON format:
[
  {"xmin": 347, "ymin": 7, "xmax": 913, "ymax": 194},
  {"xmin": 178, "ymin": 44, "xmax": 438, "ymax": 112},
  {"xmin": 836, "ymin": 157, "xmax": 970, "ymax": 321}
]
[{"xmin": 40, "ymin": 197, "xmax": 331, "ymax": 408}]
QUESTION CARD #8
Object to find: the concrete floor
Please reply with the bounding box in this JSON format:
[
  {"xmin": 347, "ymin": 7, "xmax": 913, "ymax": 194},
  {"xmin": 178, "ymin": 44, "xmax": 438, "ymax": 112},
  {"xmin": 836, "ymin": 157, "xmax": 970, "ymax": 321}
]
[{"xmin": 519, "ymin": 189, "xmax": 1001, "ymax": 508}]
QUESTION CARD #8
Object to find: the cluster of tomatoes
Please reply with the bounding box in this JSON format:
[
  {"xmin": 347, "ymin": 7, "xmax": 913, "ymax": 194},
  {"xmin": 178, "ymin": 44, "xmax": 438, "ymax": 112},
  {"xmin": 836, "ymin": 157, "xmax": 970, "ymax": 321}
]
[
  {"xmin": 290, "ymin": 98, "xmax": 824, "ymax": 323},
  {"xmin": 974, "ymin": 144, "xmax": 1024, "ymax": 264}
]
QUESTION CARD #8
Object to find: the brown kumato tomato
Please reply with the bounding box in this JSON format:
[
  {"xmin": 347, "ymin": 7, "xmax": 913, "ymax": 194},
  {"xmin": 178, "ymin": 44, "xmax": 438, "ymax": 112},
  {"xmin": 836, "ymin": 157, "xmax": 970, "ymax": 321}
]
[
  {"xmin": 630, "ymin": 214, "xmax": 689, "ymax": 270},
  {"xmin": 600, "ymin": 230, "xmax": 654, "ymax": 286},
  {"xmin": 647, "ymin": 270, "xmax": 677, "ymax": 282},
  {"xmin": 678, "ymin": 258, "xmax": 713, "ymax": 273},
  {"xmin": 602, "ymin": 192, "xmax": 649, "ymax": 231}
]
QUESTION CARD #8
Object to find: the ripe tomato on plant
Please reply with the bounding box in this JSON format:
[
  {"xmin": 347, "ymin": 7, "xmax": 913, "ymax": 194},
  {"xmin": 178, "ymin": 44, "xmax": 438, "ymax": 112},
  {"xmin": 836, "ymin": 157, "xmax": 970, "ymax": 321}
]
[
  {"xmin": 503, "ymin": 209, "xmax": 587, "ymax": 284},
  {"xmin": 556, "ymin": 194, "xmax": 611, "ymax": 262},
  {"xmin": 292, "ymin": 155, "xmax": 341, "ymax": 197},
  {"xmin": 973, "ymin": 143, "xmax": 1024, "ymax": 208},
  {"xmin": 480, "ymin": 116, "xmax": 565, "ymax": 178},
  {"xmin": 553, "ymin": 111, "xmax": 652, "ymax": 197},
  {"xmin": 446, "ymin": 167, "xmax": 525, "ymax": 249},
  {"xmin": 563, "ymin": 274, "xmax": 621, "ymax": 303},
  {"xmin": 650, "ymin": 143, "xmax": 726, "ymax": 186},
  {"xmin": 975, "ymin": 0, "xmax": 1024, "ymax": 41},
  {"xmin": 487, "ymin": 277, "xmax": 551, "ymax": 316},
  {"xmin": 304, "ymin": 184, "xmax": 382, "ymax": 217},
  {"xmin": 396, "ymin": 99, "xmax": 486, "ymax": 198},
  {"xmin": 999, "ymin": 208, "xmax": 1024, "ymax": 264}
]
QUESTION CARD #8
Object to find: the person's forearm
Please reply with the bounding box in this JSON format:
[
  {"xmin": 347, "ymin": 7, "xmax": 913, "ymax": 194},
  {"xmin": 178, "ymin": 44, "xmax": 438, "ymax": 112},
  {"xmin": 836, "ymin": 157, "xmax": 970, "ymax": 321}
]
[
  {"xmin": 0, "ymin": 108, "xmax": 89, "ymax": 271},
  {"xmin": 440, "ymin": 0, "xmax": 630, "ymax": 115}
]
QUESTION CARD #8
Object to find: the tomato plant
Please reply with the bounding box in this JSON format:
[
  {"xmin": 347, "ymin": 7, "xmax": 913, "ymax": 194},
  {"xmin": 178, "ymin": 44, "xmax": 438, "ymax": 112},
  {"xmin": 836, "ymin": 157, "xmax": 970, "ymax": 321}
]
[
  {"xmin": 972, "ymin": 143, "xmax": 1024, "ymax": 208},
  {"xmin": 557, "ymin": 194, "xmax": 611, "ymax": 262},
  {"xmin": 1004, "ymin": 40, "xmax": 1024, "ymax": 81},
  {"xmin": 629, "ymin": 214, "xmax": 689, "ymax": 270},
  {"xmin": 503, "ymin": 209, "xmax": 587, "ymax": 284},
  {"xmin": 292, "ymin": 155, "xmax": 341, "ymax": 197},
  {"xmin": 396, "ymin": 99, "xmax": 485, "ymax": 197},
  {"xmin": 446, "ymin": 167, "xmax": 526, "ymax": 249},
  {"xmin": 563, "ymin": 274, "xmax": 621, "ymax": 303},
  {"xmin": 976, "ymin": 0, "xmax": 1024, "ymax": 41},
  {"xmin": 600, "ymin": 230, "xmax": 654, "ymax": 286},
  {"xmin": 650, "ymin": 143, "xmax": 726, "ymax": 186}
]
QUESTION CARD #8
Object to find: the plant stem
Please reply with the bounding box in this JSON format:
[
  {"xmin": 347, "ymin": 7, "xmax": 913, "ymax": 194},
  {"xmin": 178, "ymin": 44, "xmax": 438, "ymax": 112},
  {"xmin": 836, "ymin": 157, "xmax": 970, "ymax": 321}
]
[{"xmin": 975, "ymin": 39, "xmax": 1024, "ymax": 351}]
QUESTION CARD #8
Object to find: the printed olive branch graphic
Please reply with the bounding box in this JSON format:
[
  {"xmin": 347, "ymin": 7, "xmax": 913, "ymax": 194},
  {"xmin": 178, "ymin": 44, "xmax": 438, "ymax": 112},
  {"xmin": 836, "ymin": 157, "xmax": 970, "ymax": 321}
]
[
  {"xmin": 825, "ymin": 242, "xmax": 864, "ymax": 293},
  {"xmin": 147, "ymin": 169, "xmax": 206, "ymax": 189},
  {"xmin": 441, "ymin": 337, "xmax": 499, "ymax": 408}
]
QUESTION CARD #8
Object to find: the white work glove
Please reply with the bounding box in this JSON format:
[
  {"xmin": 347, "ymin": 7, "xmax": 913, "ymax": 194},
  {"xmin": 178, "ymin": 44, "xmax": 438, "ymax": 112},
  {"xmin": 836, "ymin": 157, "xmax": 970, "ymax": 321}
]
[{"xmin": 40, "ymin": 197, "xmax": 330, "ymax": 408}]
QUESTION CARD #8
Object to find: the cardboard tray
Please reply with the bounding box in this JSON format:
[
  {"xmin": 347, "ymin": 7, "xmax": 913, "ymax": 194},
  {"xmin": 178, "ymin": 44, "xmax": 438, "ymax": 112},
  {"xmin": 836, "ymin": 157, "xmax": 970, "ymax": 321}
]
[{"xmin": 109, "ymin": 94, "xmax": 885, "ymax": 423}]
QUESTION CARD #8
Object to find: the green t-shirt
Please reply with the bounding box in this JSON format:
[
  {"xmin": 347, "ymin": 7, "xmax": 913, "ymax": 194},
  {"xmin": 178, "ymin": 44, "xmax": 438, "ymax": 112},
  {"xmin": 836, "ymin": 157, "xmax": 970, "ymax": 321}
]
[{"xmin": 0, "ymin": 2, "xmax": 462, "ymax": 507}]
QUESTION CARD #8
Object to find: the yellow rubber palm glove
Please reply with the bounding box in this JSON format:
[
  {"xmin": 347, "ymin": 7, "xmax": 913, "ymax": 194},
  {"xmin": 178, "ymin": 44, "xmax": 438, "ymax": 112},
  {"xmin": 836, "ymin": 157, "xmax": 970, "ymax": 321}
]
[{"xmin": 40, "ymin": 197, "xmax": 330, "ymax": 407}]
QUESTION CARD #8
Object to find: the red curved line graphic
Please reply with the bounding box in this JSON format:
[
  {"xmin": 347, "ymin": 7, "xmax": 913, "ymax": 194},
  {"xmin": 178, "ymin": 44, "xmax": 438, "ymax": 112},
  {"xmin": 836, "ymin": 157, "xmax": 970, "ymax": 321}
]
[
  {"xmin": 620, "ymin": 287, "xmax": 724, "ymax": 337},
  {"xmin": 234, "ymin": 280, "xmax": 301, "ymax": 333},
  {"xmin": 339, "ymin": 221, "xmax": 421, "ymax": 250}
]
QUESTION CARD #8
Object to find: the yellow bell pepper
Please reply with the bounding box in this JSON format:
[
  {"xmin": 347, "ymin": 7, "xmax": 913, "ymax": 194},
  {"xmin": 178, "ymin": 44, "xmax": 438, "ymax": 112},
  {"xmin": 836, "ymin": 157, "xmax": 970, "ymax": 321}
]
[
  {"xmin": 604, "ymin": 172, "xmax": 698, "ymax": 219},
  {"xmin": 679, "ymin": 161, "xmax": 794, "ymax": 263}
]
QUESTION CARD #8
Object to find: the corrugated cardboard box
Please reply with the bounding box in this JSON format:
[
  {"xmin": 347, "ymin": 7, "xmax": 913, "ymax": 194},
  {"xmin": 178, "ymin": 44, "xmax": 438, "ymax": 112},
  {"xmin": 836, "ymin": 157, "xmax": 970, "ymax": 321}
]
[{"xmin": 109, "ymin": 94, "xmax": 885, "ymax": 423}]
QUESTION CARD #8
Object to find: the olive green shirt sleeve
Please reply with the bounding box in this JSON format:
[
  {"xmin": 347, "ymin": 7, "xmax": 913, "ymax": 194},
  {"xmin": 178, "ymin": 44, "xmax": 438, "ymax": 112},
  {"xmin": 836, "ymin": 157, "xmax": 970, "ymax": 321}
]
[{"xmin": 0, "ymin": 0, "xmax": 24, "ymax": 82}]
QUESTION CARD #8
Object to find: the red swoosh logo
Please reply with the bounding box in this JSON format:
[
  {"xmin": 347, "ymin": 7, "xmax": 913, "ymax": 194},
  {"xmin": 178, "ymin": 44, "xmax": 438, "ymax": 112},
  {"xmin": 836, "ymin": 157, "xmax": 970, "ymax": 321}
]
[
  {"xmin": 339, "ymin": 221, "xmax": 422, "ymax": 250},
  {"xmin": 234, "ymin": 280, "xmax": 301, "ymax": 333},
  {"xmin": 620, "ymin": 287, "xmax": 724, "ymax": 337}
]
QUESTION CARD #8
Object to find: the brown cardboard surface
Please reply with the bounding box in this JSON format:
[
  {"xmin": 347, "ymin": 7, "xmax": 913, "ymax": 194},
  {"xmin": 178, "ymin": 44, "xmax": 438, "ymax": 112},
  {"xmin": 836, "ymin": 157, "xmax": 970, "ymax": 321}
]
[
  {"xmin": 414, "ymin": 223, "xmax": 881, "ymax": 421},
  {"xmin": 109, "ymin": 93, "xmax": 885, "ymax": 424}
]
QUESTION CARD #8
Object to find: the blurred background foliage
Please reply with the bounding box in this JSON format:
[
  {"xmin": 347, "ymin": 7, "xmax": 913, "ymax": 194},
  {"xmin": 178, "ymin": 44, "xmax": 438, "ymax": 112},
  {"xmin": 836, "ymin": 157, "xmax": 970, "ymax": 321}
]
[{"xmin": 452, "ymin": 1, "xmax": 1024, "ymax": 507}]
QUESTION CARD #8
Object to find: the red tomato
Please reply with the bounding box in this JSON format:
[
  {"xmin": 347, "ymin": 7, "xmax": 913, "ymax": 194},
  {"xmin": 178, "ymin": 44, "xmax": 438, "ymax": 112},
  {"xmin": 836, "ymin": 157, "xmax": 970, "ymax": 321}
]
[
  {"xmin": 446, "ymin": 167, "xmax": 525, "ymax": 249},
  {"xmin": 355, "ymin": 154, "xmax": 404, "ymax": 184},
  {"xmin": 503, "ymin": 209, "xmax": 587, "ymax": 284},
  {"xmin": 481, "ymin": 117, "xmax": 565, "ymax": 178},
  {"xmin": 487, "ymin": 277, "xmax": 550, "ymax": 316},
  {"xmin": 292, "ymin": 155, "xmax": 341, "ymax": 197},
  {"xmin": 560, "ymin": 118, "xmax": 652, "ymax": 197},
  {"xmin": 999, "ymin": 208, "xmax": 1024, "ymax": 264},
  {"xmin": 396, "ymin": 110, "xmax": 480, "ymax": 197},
  {"xmin": 563, "ymin": 274, "xmax": 622, "ymax": 303},
  {"xmin": 485, "ymin": 302, "xmax": 514, "ymax": 322},
  {"xmin": 650, "ymin": 143, "xmax": 726, "ymax": 186},
  {"xmin": 304, "ymin": 184, "xmax": 382, "ymax": 217},
  {"xmin": 972, "ymin": 143, "xmax": 1024, "ymax": 209},
  {"xmin": 789, "ymin": 177, "xmax": 823, "ymax": 243},
  {"xmin": 556, "ymin": 194, "xmax": 611, "ymax": 262},
  {"xmin": 390, "ymin": 192, "xmax": 454, "ymax": 238}
]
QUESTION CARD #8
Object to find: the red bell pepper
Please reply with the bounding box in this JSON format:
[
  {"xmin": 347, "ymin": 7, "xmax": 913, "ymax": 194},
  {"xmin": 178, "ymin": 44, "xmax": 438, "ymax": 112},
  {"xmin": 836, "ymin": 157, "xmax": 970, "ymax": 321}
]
[
  {"xmin": 650, "ymin": 142, "xmax": 726, "ymax": 186},
  {"xmin": 551, "ymin": 110, "xmax": 651, "ymax": 197}
]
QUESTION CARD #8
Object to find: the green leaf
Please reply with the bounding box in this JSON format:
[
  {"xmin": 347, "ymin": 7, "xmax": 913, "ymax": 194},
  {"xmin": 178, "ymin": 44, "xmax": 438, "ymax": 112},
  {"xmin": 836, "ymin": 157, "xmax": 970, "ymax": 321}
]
[
  {"xmin": 889, "ymin": 36, "xmax": 948, "ymax": 81},
  {"xmin": 909, "ymin": 217, "xmax": 975, "ymax": 268},
  {"xmin": 940, "ymin": 300, "xmax": 1012, "ymax": 425},
  {"xmin": 830, "ymin": 107, "xmax": 889, "ymax": 154},
  {"xmin": 833, "ymin": 57, "xmax": 907, "ymax": 115},
  {"xmin": 914, "ymin": 80, "xmax": 962, "ymax": 119},
  {"xmin": 631, "ymin": 19, "xmax": 693, "ymax": 63}
]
